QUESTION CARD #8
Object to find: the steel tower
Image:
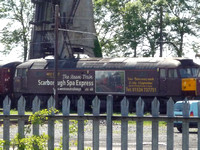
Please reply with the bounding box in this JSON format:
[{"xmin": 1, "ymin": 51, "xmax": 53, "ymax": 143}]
[{"xmin": 29, "ymin": 0, "xmax": 101, "ymax": 59}]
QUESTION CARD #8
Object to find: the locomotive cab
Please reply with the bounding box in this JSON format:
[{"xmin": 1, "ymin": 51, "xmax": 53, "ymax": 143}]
[
  {"xmin": 14, "ymin": 60, "xmax": 34, "ymax": 93},
  {"xmin": 14, "ymin": 68, "xmax": 29, "ymax": 92},
  {"xmin": 158, "ymin": 58, "xmax": 200, "ymax": 97},
  {"xmin": 177, "ymin": 59, "xmax": 200, "ymax": 97},
  {"xmin": 180, "ymin": 67, "xmax": 199, "ymax": 96}
]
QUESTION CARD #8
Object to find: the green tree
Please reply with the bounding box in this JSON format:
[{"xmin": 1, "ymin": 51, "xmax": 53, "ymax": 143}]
[
  {"xmin": 93, "ymin": 0, "xmax": 126, "ymax": 57},
  {"xmin": 0, "ymin": 0, "xmax": 33, "ymax": 61},
  {"xmin": 119, "ymin": 1, "xmax": 145, "ymax": 57},
  {"xmin": 93, "ymin": 0, "xmax": 161, "ymax": 57},
  {"xmin": 121, "ymin": 0, "xmax": 160, "ymax": 57},
  {"xmin": 164, "ymin": 0, "xmax": 200, "ymax": 57},
  {"xmin": 94, "ymin": 0, "xmax": 200, "ymax": 57}
]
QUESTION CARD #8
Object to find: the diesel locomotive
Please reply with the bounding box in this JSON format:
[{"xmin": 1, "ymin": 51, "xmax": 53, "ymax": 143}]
[
  {"xmin": 0, "ymin": 57, "xmax": 199, "ymax": 112},
  {"xmin": 1, "ymin": 57, "xmax": 197, "ymax": 112}
]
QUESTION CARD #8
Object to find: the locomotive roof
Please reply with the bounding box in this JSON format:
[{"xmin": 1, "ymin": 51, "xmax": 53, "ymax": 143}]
[
  {"xmin": 0, "ymin": 61, "xmax": 21, "ymax": 68},
  {"xmin": 16, "ymin": 57, "xmax": 199, "ymax": 70}
]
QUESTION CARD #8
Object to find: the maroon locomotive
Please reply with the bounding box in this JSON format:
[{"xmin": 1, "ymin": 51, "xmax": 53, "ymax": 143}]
[
  {"xmin": 0, "ymin": 61, "xmax": 21, "ymax": 107},
  {"xmin": 12, "ymin": 57, "xmax": 200, "ymax": 112}
]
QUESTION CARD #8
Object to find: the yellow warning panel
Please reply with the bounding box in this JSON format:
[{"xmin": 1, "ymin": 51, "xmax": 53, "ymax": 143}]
[{"xmin": 182, "ymin": 78, "xmax": 196, "ymax": 91}]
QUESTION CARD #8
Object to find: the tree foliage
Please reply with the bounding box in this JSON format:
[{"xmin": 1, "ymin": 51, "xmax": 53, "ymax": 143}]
[
  {"xmin": 165, "ymin": 0, "xmax": 200, "ymax": 56},
  {"xmin": 0, "ymin": 0, "xmax": 200, "ymax": 59},
  {"xmin": 93, "ymin": 0, "xmax": 200, "ymax": 57},
  {"xmin": 0, "ymin": 0, "xmax": 33, "ymax": 61}
]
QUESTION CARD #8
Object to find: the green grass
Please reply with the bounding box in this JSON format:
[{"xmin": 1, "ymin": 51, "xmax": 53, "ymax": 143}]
[{"xmin": 9, "ymin": 109, "xmax": 32, "ymax": 115}]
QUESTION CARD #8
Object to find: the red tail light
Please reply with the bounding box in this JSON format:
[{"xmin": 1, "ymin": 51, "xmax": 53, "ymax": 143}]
[{"xmin": 190, "ymin": 111, "xmax": 194, "ymax": 117}]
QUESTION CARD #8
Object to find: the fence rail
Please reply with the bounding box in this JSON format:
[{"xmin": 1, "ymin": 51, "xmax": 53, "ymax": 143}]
[{"xmin": 0, "ymin": 95, "xmax": 200, "ymax": 150}]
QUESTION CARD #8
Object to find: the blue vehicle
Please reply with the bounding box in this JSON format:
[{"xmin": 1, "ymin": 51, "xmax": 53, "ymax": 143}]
[{"xmin": 174, "ymin": 100, "xmax": 200, "ymax": 132}]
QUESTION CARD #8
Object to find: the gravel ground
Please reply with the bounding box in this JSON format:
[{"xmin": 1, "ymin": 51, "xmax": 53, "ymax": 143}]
[{"xmin": 0, "ymin": 120, "xmax": 199, "ymax": 149}]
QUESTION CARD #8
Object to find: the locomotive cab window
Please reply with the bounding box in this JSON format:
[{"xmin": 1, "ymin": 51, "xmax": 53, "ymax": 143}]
[
  {"xmin": 180, "ymin": 68, "xmax": 199, "ymax": 78},
  {"xmin": 168, "ymin": 69, "xmax": 178, "ymax": 78},
  {"xmin": 15, "ymin": 69, "xmax": 21, "ymax": 77},
  {"xmin": 15, "ymin": 68, "xmax": 27, "ymax": 77},
  {"xmin": 192, "ymin": 68, "xmax": 199, "ymax": 77},
  {"xmin": 160, "ymin": 69, "xmax": 166, "ymax": 78}
]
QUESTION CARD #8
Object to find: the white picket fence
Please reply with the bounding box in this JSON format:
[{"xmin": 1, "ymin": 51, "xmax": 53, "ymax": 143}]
[{"xmin": 0, "ymin": 95, "xmax": 200, "ymax": 150}]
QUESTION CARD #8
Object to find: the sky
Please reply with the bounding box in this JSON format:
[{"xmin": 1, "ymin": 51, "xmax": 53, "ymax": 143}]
[
  {"xmin": 0, "ymin": 36, "xmax": 23, "ymax": 61},
  {"xmin": 0, "ymin": 19, "xmax": 22, "ymax": 62},
  {"xmin": 0, "ymin": 46, "xmax": 22, "ymax": 62}
]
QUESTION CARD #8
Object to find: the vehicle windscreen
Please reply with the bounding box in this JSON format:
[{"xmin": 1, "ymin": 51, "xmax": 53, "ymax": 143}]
[
  {"xmin": 174, "ymin": 103, "xmax": 183, "ymax": 112},
  {"xmin": 179, "ymin": 68, "xmax": 199, "ymax": 78}
]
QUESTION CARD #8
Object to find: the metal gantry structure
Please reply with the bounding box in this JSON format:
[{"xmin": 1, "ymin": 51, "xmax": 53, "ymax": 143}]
[{"xmin": 29, "ymin": 0, "xmax": 98, "ymax": 59}]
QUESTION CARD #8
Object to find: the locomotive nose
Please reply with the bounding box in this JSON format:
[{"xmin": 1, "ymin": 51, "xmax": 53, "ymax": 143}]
[{"xmin": 182, "ymin": 78, "xmax": 197, "ymax": 96}]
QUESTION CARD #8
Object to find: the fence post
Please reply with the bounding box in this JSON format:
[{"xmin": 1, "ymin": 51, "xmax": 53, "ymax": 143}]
[
  {"xmin": 182, "ymin": 98, "xmax": 189, "ymax": 150},
  {"xmin": 107, "ymin": 95, "xmax": 113, "ymax": 150},
  {"xmin": 32, "ymin": 96, "xmax": 41, "ymax": 149},
  {"xmin": 136, "ymin": 97, "xmax": 144, "ymax": 150},
  {"xmin": 167, "ymin": 97, "xmax": 174, "ymax": 150},
  {"xmin": 62, "ymin": 96, "xmax": 70, "ymax": 150},
  {"xmin": 18, "ymin": 96, "xmax": 26, "ymax": 139},
  {"xmin": 92, "ymin": 96, "xmax": 100, "ymax": 150},
  {"xmin": 3, "ymin": 96, "xmax": 11, "ymax": 150},
  {"xmin": 121, "ymin": 97, "xmax": 129, "ymax": 150},
  {"xmin": 78, "ymin": 96, "xmax": 85, "ymax": 150},
  {"xmin": 48, "ymin": 96, "xmax": 55, "ymax": 150},
  {"xmin": 32, "ymin": 96, "xmax": 41, "ymax": 136},
  {"xmin": 151, "ymin": 97, "xmax": 160, "ymax": 150}
]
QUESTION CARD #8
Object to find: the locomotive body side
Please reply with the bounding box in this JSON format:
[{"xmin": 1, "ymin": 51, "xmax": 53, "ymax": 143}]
[
  {"xmin": 13, "ymin": 57, "xmax": 200, "ymax": 97},
  {"xmin": 11, "ymin": 58, "xmax": 200, "ymax": 113}
]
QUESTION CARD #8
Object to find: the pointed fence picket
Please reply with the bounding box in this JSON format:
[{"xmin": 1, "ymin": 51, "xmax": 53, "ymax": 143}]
[
  {"xmin": 48, "ymin": 96, "xmax": 55, "ymax": 150},
  {"xmin": 32, "ymin": 96, "xmax": 40, "ymax": 149},
  {"xmin": 167, "ymin": 97, "xmax": 174, "ymax": 150},
  {"xmin": 32, "ymin": 96, "xmax": 40, "ymax": 137},
  {"xmin": 3, "ymin": 96, "xmax": 11, "ymax": 150},
  {"xmin": 62, "ymin": 96, "xmax": 70, "ymax": 150},
  {"xmin": 121, "ymin": 97, "xmax": 129, "ymax": 150},
  {"xmin": 78, "ymin": 96, "xmax": 85, "ymax": 150},
  {"xmin": 1, "ymin": 95, "xmax": 200, "ymax": 149},
  {"xmin": 151, "ymin": 97, "xmax": 160, "ymax": 150},
  {"xmin": 18, "ymin": 96, "xmax": 26, "ymax": 139},
  {"xmin": 92, "ymin": 96, "xmax": 100, "ymax": 150},
  {"xmin": 106, "ymin": 95, "xmax": 113, "ymax": 150},
  {"xmin": 136, "ymin": 97, "xmax": 144, "ymax": 150},
  {"xmin": 182, "ymin": 97, "xmax": 190, "ymax": 150}
]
